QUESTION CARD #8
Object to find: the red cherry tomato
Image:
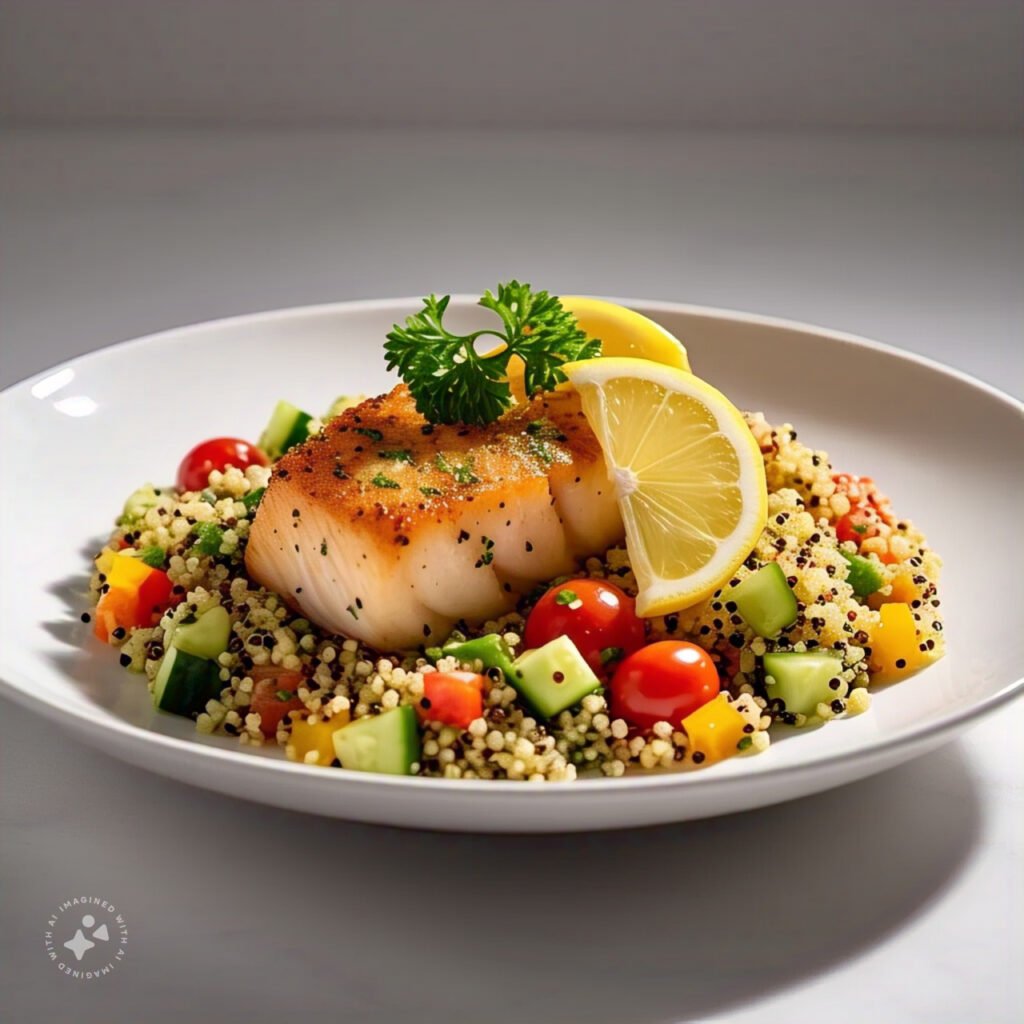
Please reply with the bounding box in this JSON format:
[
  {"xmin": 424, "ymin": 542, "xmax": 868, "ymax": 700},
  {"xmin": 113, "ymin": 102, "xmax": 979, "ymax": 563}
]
[
  {"xmin": 176, "ymin": 437, "xmax": 268, "ymax": 493},
  {"xmin": 610, "ymin": 641, "xmax": 720, "ymax": 729},
  {"xmin": 250, "ymin": 671, "xmax": 305, "ymax": 738},
  {"xmin": 524, "ymin": 579, "xmax": 646, "ymax": 675},
  {"xmin": 418, "ymin": 671, "xmax": 486, "ymax": 729}
]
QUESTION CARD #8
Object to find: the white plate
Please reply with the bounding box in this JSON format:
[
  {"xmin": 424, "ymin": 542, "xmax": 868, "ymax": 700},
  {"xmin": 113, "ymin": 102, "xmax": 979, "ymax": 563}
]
[{"xmin": 1, "ymin": 298, "xmax": 1021, "ymax": 832}]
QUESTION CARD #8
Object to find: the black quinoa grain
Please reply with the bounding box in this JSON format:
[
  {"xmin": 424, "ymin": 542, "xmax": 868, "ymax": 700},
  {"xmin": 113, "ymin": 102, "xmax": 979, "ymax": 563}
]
[
  {"xmin": 691, "ymin": 751, "xmax": 706, "ymax": 764},
  {"xmin": 830, "ymin": 699, "xmax": 845, "ymax": 714},
  {"xmin": 80, "ymin": 612, "xmax": 91, "ymax": 623},
  {"xmin": 119, "ymin": 653, "xmax": 132, "ymax": 667}
]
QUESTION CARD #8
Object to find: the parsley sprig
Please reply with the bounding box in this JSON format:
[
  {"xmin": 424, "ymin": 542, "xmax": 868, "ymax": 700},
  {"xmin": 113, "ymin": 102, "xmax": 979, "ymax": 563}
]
[{"xmin": 384, "ymin": 282, "xmax": 601, "ymax": 426}]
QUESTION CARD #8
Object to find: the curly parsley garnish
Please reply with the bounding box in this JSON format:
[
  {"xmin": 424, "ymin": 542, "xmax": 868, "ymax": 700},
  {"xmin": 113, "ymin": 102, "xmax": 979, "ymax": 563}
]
[{"xmin": 384, "ymin": 282, "xmax": 601, "ymax": 426}]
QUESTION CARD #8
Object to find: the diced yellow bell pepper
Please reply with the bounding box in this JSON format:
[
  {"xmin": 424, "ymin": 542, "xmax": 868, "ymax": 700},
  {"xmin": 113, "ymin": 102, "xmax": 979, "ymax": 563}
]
[
  {"xmin": 288, "ymin": 712, "xmax": 352, "ymax": 766},
  {"xmin": 106, "ymin": 551, "xmax": 153, "ymax": 589},
  {"xmin": 681, "ymin": 694, "xmax": 748, "ymax": 765},
  {"xmin": 869, "ymin": 602, "xmax": 928, "ymax": 681}
]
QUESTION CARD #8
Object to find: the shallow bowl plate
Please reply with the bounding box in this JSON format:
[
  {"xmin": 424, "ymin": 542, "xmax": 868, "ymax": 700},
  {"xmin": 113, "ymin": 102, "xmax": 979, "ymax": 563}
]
[{"xmin": 1, "ymin": 298, "xmax": 1021, "ymax": 832}]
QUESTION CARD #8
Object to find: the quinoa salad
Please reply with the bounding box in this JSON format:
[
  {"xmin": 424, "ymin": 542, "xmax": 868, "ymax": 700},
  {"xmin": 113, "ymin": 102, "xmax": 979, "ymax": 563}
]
[{"xmin": 85, "ymin": 288, "xmax": 945, "ymax": 782}]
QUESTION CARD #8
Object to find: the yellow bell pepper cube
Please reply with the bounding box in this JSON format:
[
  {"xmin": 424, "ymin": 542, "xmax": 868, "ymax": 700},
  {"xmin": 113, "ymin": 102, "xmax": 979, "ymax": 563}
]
[
  {"xmin": 681, "ymin": 694, "xmax": 748, "ymax": 765},
  {"xmin": 869, "ymin": 602, "xmax": 928, "ymax": 681},
  {"xmin": 288, "ymin": 712, "xmax": 352, "ymax": 766}
]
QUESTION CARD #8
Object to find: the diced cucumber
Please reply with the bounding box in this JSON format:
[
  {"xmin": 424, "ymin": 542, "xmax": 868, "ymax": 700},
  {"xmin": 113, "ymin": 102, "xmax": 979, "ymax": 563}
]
[
  {"xmin": 332, "ymin": 705, "xmax": 420, "ymax": 775},
  {"xmin": 511, "ymin": 635, "xmax": 601, "ymax": 719},
  {"xmin": 259, "ymin": 399, "xmax": 314, "ymax": 459},
  {"xmin": 730, "ymin": 563, "xmax": 798, "ymax": 638},
  {"xmin": 324, "ymin": 394, "xmax": 365, "ymax": 420},
  {"xmin": 839, "ymin": 550, "xmax": 885, "ymax": 598},
  {"xmin": 443, "ymin": 634, "xmax": 518, "ymax": 680},
  {"xmin": 172, "ymin": 605, "xmax": 232, "ymax": 661},
  {"xmin": 120, "ymin": 483, "xmax": 159, "ymax": 524},
  {"xmin": 763, "ymin": 652, "xmax": 846, "ymax": 716},
  {"xmin": 153, "ymin": 647, "xmax": 222, "ymax": 717}
]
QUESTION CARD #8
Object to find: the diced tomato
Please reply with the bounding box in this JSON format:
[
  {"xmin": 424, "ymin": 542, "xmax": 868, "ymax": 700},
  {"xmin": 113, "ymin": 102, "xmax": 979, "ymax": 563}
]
[
  {"xmin": 250, "ymin": 672, "xmax": 305, "ymax": 738},
  {"xmin": 835, "ymin": 509, "xmax": 880, "ymax": 547},
  {"xmin": 418, "ymin": 671, "xmax": 486, "ymax": 729},
  {"xmin": 137, "ymin": 569, "xmax": 173, "ymax": 621}
]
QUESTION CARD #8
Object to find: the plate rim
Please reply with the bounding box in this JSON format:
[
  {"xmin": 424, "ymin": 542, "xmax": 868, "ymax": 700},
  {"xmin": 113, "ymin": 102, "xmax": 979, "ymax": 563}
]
[{"xmin": 2, "ymin": 295, "xmax": 1022, "ymax": 799}]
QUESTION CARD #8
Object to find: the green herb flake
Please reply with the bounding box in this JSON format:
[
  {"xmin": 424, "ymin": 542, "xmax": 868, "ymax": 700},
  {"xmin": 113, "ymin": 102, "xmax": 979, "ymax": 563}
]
[
  {"xmin": 332, "ymin": 465, "xmax": 349, "ymax": 480},
  {"xmin": 138, "ymin": 545, "xmax": 166, "ymax": 568},
  {"xmin": 371, "ymin": 473, "xmax": 400, "ymax": 489},
  {"xmin": 192, "ymin": 522, "xmax": 225, "ymax": 555},
  {"xmin": 275, "ymin": 689, "xmax": 296, "ymax": 702},
  {"xmin": 528, "ymin": 436, "xmax": 554, "ymax": 465},
  {"xmin": 419, "ymin": 486, "xmax": 443, "ymax": 497},
  {"xmin": 555, "ymin": 588, "xmax": 579, "ymax": 606},
  {"xmin": 737, "ymin": 736, "xmax": 753, "ymax": 751},
  {"xmin": 435, "ymin": 453, "xmax": 480, "ymax": 485},
  {"xmin": 200, "ymin": 488, "xmax": 217, "ymax": 506},
  {"xmin": 320, "ymin": 539, "xmax": 328, "ymax": 556},
  {"xmin": 852, "ymin": 523, "xmax": 869, "ymax": 535},
  {"xmin": 378, "ymin": 449, "xmax": 414, "ymax": 464},
  {"xmin": 241, "ymin": 486, "xmax": 265, "ymax": 513},
  {"xmin": 599, "ymin": 646, "xmax": 625, "ymax": 666},
  {"xmin": 346, "ymin": 603, "xmax": 360, "ymax": 621},
  {"xmin": 355, "ymin": 427, "xmax": 384, "ymax": 442}
]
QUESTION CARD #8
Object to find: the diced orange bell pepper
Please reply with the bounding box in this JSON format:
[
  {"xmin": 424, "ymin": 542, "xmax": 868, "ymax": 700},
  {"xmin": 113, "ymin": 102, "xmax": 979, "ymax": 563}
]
[
  {"xmin": 867, "ymin": 572, "xmax": 917, "ymax": 611},
  {"xmin": 93, "ymin": 552, "xmax": 174, "ymax": 642},
  {"xmin": 681, "ymin": 693, "xmax": 749, "ymax": 765},
  {"xmin": 869, "ymin": 602, "xmax": 928, "ymax": 681},
  {"xmin": 288, "ymin": 712, "xmax": 352, "ymax": 766}
]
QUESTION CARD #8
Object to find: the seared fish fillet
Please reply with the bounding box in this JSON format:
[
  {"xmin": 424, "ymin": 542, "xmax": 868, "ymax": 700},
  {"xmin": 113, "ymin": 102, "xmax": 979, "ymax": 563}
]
[{"xmin": 245, "ymin": 385, "xmax": 623, "ymax": 650}]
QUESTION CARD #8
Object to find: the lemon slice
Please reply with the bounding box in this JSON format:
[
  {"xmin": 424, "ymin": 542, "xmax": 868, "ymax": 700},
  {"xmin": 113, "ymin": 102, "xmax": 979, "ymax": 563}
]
[
  {"xmin": 564, "ymin": 357, "xmax": 767, "ymax": 617},
  {"xmin": 506, "ymin": 298, "xmax": 690, "ymax": 403},
  {"xmin": 561, "ymin": 297, "xmax": 690, "ymax": 370}
]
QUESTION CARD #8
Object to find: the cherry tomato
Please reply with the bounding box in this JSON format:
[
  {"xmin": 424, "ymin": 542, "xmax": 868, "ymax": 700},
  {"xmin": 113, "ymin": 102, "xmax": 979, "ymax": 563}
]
[
  {"xmin": 250, "ymin": 670, "xmax": 305, "ymax": 738},
  {"xmin": 418, "ymin": 671, "xmax": 486, "ymax": 729},
  {"xmin": 176, "ymin": 437, "xmax": 268, "ymax": 493},
  {"xmin": 524, "ymin": 579, "xmax": 646, "ymax": 675},
  {"xmin": 610, "ymin": 641, "xmax": 720, "ymax": 729}
]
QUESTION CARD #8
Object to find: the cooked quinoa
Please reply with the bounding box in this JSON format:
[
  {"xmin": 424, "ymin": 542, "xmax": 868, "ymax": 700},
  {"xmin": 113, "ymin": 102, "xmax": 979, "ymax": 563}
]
[{"xmin": 87, "ymin": 414, "xmax": 944, "ymax": 781}]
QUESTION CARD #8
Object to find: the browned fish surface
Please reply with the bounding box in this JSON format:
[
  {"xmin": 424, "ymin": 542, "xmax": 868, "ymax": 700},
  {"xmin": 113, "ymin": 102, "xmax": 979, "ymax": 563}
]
[{"xmin": 245, "ymin": 385, "xmax": 623, "ymax": 649}]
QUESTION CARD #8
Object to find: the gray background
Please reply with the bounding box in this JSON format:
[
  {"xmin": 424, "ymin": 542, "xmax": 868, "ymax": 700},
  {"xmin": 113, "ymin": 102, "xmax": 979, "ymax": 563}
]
[{"xmin": 1, "ymin": 3, "xmax": 1022, "ymax": 1023}]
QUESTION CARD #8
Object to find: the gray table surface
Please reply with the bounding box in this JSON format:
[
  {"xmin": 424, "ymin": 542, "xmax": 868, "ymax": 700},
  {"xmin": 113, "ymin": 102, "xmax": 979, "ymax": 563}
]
[{"xmin": 1, "ymin": 129, "xmax": 1021, "ymax": 1024}]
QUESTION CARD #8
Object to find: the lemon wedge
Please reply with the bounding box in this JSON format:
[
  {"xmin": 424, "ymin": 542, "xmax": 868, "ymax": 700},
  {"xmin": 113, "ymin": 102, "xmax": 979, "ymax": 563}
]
[
  {"xmin": 561, "ymin": 297, "xmax": 690, "ymax": 370},
  {"xmin": 564, "ymin": 357, "xmax": 767, "ymax": 617},
  {"xmin": 506, "ymin": 298, "xmax": 690, "ymax": 403}
]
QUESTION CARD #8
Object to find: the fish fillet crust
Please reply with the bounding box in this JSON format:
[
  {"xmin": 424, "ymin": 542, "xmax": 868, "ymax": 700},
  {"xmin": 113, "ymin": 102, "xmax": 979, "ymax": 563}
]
[{"xmin": 245, "ymin": 385, "xmax": 623, "ymax": 650}]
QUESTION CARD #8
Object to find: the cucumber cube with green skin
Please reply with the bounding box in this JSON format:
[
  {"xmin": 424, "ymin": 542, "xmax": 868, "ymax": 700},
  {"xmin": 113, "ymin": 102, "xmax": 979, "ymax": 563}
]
[
  {"xmin": 763, "ymin": 652, "xmax": 847, "ymax": 716},
  {"xmin": 838, "ymin": 550, "xmax": 885, "ymax": 598},
  {"xmin": 120, "ymin": 483, "xmax": 160, "ymax": 523},
  {"xmin": 259, "ymin": 400, "xmax": 314, "ymax": 460},
  {"xmin": 324, "ymin": 394, "xmax": 366, "ymax": 420},
  {"xmin": 153, "ymin": 647, "xmax": 222, "ymax": 717},
  {"xmin": 730, "ymin": 563, "xmax": 798, "ymax": 638},
  {"xmin": 442, "ymin": 634, "xmax": 518, "ymax": 680},
  {"xmin": 332, "ymin": 705, "xmax": 421, "ymax": 775},
  {"xmin": 172, "ymin": 605, "xmax": 232, "ymax": 661},
  {"xmin": 511, "ymin": 635, "xmax": 601, "ymax": 719}
]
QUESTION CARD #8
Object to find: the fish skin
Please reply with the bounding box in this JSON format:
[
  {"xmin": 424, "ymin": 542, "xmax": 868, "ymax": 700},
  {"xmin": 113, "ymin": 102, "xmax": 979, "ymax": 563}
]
[{"xmin": 245, "ymin": 385, "xmax": 623, "ymax": 650}]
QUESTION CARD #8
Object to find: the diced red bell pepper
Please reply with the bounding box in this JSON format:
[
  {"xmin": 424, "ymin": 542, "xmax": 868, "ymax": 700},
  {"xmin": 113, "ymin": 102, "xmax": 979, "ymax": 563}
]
[
  {"xmin": 93, "ymin": 554, "xmax": 174, "ymax": 642},
  {"xmin": 418, "ymin": 671, "xmax": 486, "ymax": 729}
]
